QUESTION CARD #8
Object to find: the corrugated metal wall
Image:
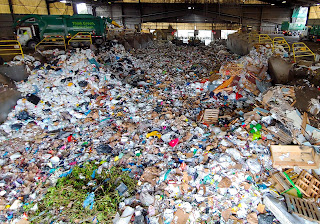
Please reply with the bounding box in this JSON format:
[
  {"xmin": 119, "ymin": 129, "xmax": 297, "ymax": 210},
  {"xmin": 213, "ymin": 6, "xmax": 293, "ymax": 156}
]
[
  {"xmin": 96, "ymin": 4, "xmax": 140, "ymax": 29},
  {"xmin": 241, "ymin": 6, "xmax": 291, "ymax": 32},
  {"xmin": 0, "ymin": 14, "xmax": 14, "ymax": 38},
  {"xmin": 97, "ymin": 4, "xmax": 123, "ymax": 25}
]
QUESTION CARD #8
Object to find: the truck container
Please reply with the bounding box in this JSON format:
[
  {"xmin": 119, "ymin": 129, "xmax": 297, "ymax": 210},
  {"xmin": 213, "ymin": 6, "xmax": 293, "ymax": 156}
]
[{"xmin": 13, "ymin": 14, "xmax": 120, "ymax": 49}]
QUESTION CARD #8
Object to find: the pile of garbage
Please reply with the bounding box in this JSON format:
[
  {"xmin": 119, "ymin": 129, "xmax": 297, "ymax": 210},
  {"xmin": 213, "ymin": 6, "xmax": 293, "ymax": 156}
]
[{"xmin": 0, "ymin": 40, "xmax": 319, "ymax": 224}]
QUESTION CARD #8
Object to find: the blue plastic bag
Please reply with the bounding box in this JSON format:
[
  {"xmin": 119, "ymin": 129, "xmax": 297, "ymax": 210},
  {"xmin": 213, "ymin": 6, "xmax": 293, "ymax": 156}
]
[{"xmin": 83, "ymin": 192, "xmax": 95, "ymax": 210}]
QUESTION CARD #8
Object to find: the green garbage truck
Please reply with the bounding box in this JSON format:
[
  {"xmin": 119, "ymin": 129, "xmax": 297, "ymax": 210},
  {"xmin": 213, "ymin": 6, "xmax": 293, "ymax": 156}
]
[
  {"xmin": 299, "ymin": 25, "xmax": 320, "ymax": 42},
  {"xmin": 13, "ymin": 14, "xmax": 121, "ymax": 49}
]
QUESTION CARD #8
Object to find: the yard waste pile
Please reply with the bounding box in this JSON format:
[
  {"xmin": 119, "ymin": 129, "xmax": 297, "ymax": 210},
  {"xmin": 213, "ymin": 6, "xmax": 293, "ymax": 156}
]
[{"xmin": 0, "ymin": 41, "xmax": 319, "ymax": 224}]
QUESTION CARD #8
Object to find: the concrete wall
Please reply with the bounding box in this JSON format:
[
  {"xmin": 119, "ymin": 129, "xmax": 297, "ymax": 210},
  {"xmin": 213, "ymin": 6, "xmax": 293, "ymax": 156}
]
[
  {"xmin": 96, "ymin": 4, "xmax": 141, "ymax": 29},
  {"xmin": 227, "ymin": 32, "xmax": 253, "ymax": 55},
  {"xmin": 0, "ymin": 14, "xmax": 47, "ymax": 39},
  {"xmin": 242, "ymin": 6, "xmax": 291, "ymax": 33},
  {"xmin": 96, "ymin": 5, "xmax": 124, "ymax": 26},
  {"xmin": 0, "ymin": 14, "xmax": 15, "ymax": 39}
]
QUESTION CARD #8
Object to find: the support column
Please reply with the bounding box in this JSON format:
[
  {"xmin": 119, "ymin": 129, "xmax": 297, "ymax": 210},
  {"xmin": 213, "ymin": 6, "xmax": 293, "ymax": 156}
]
[
  {"xmin": 72, "ymin": 2, "xmax": 77, "ymax": 15},
  {"xmin": 45, "ymin": 0, "xmax": 50, "ymax": 15},
  {"xmin": 260, "ymin": 6, "xmax": 263, "ymax": 33},
  {"xmin": 121, "ymin": 4, "xmax": 125, "ymax": 28},
  {"xmin": 306, "ymin": 6, "xmax": 310, "ymax": 25},
  {"xmin": 92, "ymin": 5, "xmax": 96, "ymax": 16},
  {"xmin": 138, "ymin": 0, "xmax": 142, "ymax": 31},
  {"xmin": 110, "ymin": 4, "xmax": 113, "ymax": 19},
  {"xmin": 8, "ymin": 0, "xmax": 14, "ymax": 21},
  {"xmin": 240, "ymin": 5, "xmax": 243, "ymax": 26},
  {"xmin": 211, "ymin": 23, "xmax": 213, "ymax": 42}
]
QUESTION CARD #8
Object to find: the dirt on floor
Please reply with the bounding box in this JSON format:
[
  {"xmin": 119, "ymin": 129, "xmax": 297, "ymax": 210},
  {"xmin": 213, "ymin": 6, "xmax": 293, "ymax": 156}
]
[
  {"xmin": 294, "ymin": 82, "xmax": 320, "ymax": 128},
  {"xmin": 302, "ymin": 40, "xmax": 320, "ymax": 55}
]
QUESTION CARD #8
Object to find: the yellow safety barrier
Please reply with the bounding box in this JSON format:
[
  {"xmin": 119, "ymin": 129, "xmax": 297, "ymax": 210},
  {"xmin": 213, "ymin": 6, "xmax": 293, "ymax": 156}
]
[
  {"xmin": 248, "ymin": 33, "xmax": 259, "ymax": 43},
  {"xmin": 272, "ymin": 37, "xmax": 290, "ymax": 52},
  {"xmin": 292, "ymin": 42, "xmax": 315, "ymax": 63},
  {"xmin": 68, "ymin": 32, "xmax": 92, "ymax": 46},
  {"xmin": 35, "ymin": 36, "xmax": 66, "ymax": 51},
  {"xmin": 0, "ymin": 40, "xmax": 24, "ymax": 58},
  {"xmin": 258, "ymin": 34, "xmax": 273, "ymax": 45}
]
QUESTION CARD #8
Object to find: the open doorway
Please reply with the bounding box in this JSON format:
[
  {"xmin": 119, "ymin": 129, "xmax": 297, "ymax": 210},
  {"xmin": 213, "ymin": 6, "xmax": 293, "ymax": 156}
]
[
  {"xmin": 77, "ymin": 3, "xmax": 88, "ymax": 14},
  {"xmin": 221, "ymin": 30, "xmax": 237, "ymax": 39}
]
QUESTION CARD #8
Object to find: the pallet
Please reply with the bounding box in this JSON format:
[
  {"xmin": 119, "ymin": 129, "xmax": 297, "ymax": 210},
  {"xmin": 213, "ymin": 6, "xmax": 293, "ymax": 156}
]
[
  {"xmin": 269, "ymin": 169, "xmax": 301, "ymax": 197},
  {"xmin": 197, "ymin": 109, "xmax": 219, "ymax": 124},
  {"xmin": 284, "ymin": 193, "xmax": 320, "ymax": 223},
  {"xmin": 270, "ymin": 145, "xmax": 320, "ymax": 169},
  {"xmin": 220, "ymin": 63, "xmax": 244, "ymax": 77},
  {"xmin": 295, "ymin": 170, "xmax": 320, "ymax": 201},
  {"xmin": 265, "ymin": 126, "xmax": 292, "ymax": 145},
  {"xmin": 270, "ymin": 128, "xmax": 292, "ymax": 145}
]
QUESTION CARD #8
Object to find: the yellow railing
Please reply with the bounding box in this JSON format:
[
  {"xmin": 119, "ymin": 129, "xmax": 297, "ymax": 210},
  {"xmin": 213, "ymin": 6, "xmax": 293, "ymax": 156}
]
[
  {"xmin": 259, "ymin": 34, "xmax": 273, "ymax": 45},
  {"xmin": 249, "ymin": 33, "xmax": 273, "ymax": 46},
  {"xmin": 68, "ymin": 32, "xmax": 92, "ymax": 46},
  {"xmin": 0, "ymin": 40, "xmax": 24, "ymax": 58},
  {"xmin": 292, "ymin": 42, "xmax": 315, "ymax": 63},
  {"xmin": 35, "ymin": 36, "xmax": 66, "ymax": 51},
  {"xmin": 248, "ymin": 33, "xmax": 259, "ymax": 43},
  {"xmin": 272, "ymin": 37, "xmax": 290, "ymax": 52}
]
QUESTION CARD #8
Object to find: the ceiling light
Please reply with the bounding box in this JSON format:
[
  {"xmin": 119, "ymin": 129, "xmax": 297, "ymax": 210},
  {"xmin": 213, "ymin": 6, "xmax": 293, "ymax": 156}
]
[
  {"xmin": 188, "ymin": 6, "xmax": 191, "ymax": 9},
  {"xmin": 282, "ymin": 1, "xmax": 286, "ymax": 3},
  {"xmin": 60, "ymin": 0, "xmax": 67, "ymax": 2},
  {"xmin": 271, "ymin": 3, "xmax": 275, "ymax": 5}
]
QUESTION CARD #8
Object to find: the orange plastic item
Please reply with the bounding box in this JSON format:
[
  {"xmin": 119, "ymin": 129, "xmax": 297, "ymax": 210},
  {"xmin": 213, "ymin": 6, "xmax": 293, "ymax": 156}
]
[{"xmin": 213, "ymin": 76, "xmax": 235, "ymax": 94}]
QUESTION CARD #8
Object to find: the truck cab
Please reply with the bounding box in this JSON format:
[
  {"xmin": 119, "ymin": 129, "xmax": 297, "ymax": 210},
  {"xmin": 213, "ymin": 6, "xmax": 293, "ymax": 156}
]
[
  {"xmin": 16, "ymin": 25, "xmax": 39, "ymax": 49},
  {"xmin": 299, "ymin": 26, "xmax": 309, "ymax": 40}
]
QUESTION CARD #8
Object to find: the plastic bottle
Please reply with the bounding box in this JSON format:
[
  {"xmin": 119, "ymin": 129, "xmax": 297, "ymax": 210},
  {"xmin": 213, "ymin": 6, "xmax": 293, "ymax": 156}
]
[
  {"xmin": 118, "ymin": 206, "xmax": 134, "ymax": 224},
  {"xmin": 134, "ymin": 211, "xmax": 145, "ymax": 224}
]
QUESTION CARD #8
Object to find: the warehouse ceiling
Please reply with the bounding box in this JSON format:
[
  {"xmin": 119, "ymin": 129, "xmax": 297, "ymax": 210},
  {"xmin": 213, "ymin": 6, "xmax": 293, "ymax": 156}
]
[
  {"xmin": 262, "ymin": 0, "xmax": 319, "ymax": 7},
  {"xmin": 67, "ymin": 0, "xmax": 320, "ymax": 7}
]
